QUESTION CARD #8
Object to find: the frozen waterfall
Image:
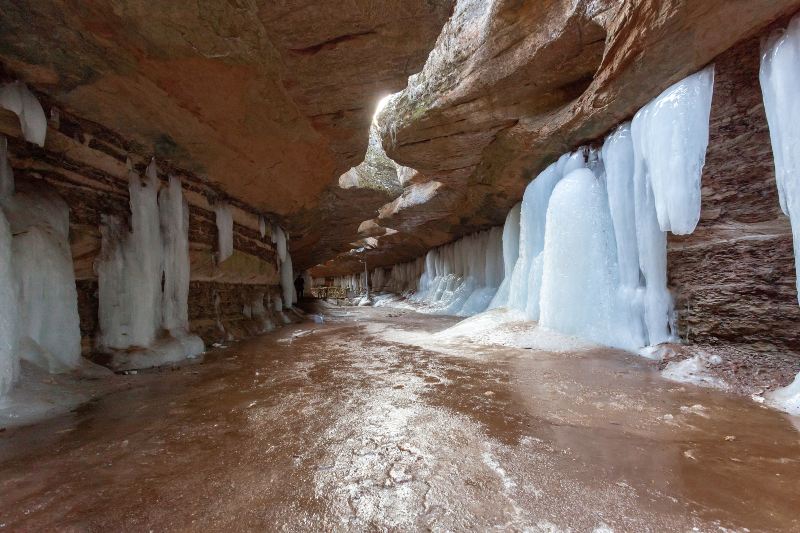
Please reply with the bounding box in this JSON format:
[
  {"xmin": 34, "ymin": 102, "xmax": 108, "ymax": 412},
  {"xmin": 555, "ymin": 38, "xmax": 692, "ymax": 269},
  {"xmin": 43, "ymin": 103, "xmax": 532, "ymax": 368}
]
[
  {"xmin": 96, "ymin": 159, "xmax": 203, "ymax": 368},
  {"xmin": 759, "ymin": 13, "xmax": 800, "ymax": 415},
  {"xmin": 272, "ymin": 223, "xmax": 296, "ymax": 308},
  {"xmin": 373, "ymin": 227, "xmax": 503, "ymax": 317},
  {"xmin": 0, "ymin": 135, "xmax": 82, "ymax": 379}
]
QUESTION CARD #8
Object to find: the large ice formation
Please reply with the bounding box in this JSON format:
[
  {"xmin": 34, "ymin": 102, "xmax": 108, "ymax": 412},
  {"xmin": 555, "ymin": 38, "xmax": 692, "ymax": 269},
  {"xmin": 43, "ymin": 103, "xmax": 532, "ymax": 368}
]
[
  {"xmin": 0, "ymin": 81, "xmax": 47, "ymax": 147},
  {"xmin": 96, "ymin": 160, "xmax": 203, "ymax": 368},
  {"xmin": 633, "ymin": 66, "xmax": 715, "ymax": 235},
  {"xmin": 759, "ymin": 13, "xmax": 800, "ymax": 415},
  {"xmin": 271, "ymin": 223, "xmax": 296, "ymax": 308},
  {"xmin": 0, "ymin": 136, "xmax": 81, "ymax": 378},
  {"xmin": 539, "ymin": 168, "xmax": 627, "ymax": 348},
  {"xmin": 370, "ymin": 67, "xmax": 713, "ymax": 352}
]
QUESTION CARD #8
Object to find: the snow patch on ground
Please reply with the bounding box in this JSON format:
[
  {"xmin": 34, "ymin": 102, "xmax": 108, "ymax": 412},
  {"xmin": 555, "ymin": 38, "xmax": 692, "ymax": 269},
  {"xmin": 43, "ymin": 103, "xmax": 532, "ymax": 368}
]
[
  {"xmin": 764, "ymin": 372, "xmax": 800, "ymax": 416},
  {"xmin": 661, "ymin": 352, "xmax": 729, "ymax": 391}
]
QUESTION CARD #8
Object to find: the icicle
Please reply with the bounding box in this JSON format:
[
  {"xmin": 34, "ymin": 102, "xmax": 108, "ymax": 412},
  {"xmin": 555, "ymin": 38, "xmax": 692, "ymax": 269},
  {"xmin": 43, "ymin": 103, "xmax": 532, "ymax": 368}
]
[
  {"xmin": 258, "ymin": 216, "xmax": 267, "ymax": 239},
  {"xmin": 97, "ymin": 163, "xmax": 163, "ymax": 350},
  {"xmin": 215, "ymin": 203, "xmax": 233, "ymax": 262},
  {"xmin": 632, "ymin": 102, "xmax": 675, "ymax": 346},
  {"xmin": 0, "ymin": 81, "xmax": 47, "ymax": 147},
  {"xmin": 272, "ymin": 224, "xmax": 287, "ymax": 263},
  {"xmin": 634, "ymin": 65, "xmax": 715, "ymax": 235},
  {"xmin": 508, "ymin": 152, "xmax": 579, "ymax": 319},
  {"xmin": 159, "ymin": 176, "xmax": 191, "ymax": 334},
  {"xmin": 603, "ymin": 123, "xmax": 647, "ymax": 348}
]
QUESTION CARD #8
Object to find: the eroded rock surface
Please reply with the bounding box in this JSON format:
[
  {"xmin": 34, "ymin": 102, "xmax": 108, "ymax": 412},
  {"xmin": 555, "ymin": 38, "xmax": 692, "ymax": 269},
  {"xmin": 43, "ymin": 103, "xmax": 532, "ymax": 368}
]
[
  {"xmin": 312, "ymin": 0, "xmax": 800, "ymax": 276},
  {"xmin": 0, "ymin": 0, "xmax": 454, "ymax": 268}
]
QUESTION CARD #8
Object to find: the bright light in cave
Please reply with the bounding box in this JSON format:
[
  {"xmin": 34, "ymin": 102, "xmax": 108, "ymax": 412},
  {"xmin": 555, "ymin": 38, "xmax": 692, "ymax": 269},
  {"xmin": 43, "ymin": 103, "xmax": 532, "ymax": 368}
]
[{"xmin": 373, "ymin": 94, "xmax": 393, "ymax": 121}]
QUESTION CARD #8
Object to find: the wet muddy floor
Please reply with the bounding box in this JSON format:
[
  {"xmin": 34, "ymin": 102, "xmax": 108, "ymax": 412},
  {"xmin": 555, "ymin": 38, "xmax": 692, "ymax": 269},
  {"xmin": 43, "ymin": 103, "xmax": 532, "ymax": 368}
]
[{"xmin": 0, "ymin": 306, "xmax": 799, "ymax": 531}]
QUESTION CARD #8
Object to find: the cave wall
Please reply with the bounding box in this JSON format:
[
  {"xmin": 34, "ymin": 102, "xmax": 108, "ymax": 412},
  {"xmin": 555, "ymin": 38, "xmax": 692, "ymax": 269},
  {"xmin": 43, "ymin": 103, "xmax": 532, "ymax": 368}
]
[
  {"xmin": 668, "ymin": 28, "xmax": 800, "ymax": 363},
  {"xmin": 0, "ymin": 100, "xmax": 285, "ymax": 358}
]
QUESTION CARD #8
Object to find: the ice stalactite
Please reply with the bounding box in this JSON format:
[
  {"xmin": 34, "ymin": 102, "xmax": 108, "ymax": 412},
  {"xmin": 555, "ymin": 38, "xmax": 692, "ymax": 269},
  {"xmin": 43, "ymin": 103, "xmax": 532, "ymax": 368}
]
[
  {"xmin": 759, "ymin": 13, "xmax": 800, "ymax": 414},
  {"xmin": 281, "ymin": 252, "xmax": 296, "ymax": 306},
  {"xmin": 215, "ymin": 203, "xmax": 233, "ymax": 263},
  {"xmin": 97, "ymin": 160, "xmax": 163, "ymax": 350},
  {"xmin": 0, "ymin": 134, "xmax": 81, "ymax": 374},
  {"xmin": 760, "ymin": 15, "xmax": 800, "ymax": 305},
  {"xmin": 602, "ymin": 124, "xmax": 647, "ymax": 348},
  {"xmin": 633, "ymin": 66, "xmax": 714, "ymax": 235},
  {"xmin": 96, "ymin": 159, "xmax": 203, "ymax": 368},
  {"xmin": 272, "ymin": 224, "xmax": 287, "ymax": 262},
  {"xmin": 0, "ymin": 81, "xmax": 47, "ymax": 147},
  {"xmin": 159, "ymin": 176, "xmax": 204, "ymax": 356},
  {"xmin": 159, "ymin": 176, "xmax": 190, "ymax": 333},
  {"xmin": 258, "ymin": 216, "xmax": 267, "ymax": 239}
]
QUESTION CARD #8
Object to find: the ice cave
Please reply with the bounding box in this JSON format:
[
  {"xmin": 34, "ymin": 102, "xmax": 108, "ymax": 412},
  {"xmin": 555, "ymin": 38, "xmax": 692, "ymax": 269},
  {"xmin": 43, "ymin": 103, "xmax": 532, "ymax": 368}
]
[{"xmin": 0, "ymin": 2, "xmax": 799, "ymax": 530}]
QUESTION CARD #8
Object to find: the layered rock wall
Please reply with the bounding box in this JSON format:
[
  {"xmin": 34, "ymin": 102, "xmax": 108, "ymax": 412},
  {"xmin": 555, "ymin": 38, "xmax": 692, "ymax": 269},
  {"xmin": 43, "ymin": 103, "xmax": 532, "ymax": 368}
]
[
  {"xmin": 0, "ymin": 101, "xmax": 282, "ymax": 357},
  {"xmin": 669, "ymin": 30, "xmax": 800, "ymax": 366}
]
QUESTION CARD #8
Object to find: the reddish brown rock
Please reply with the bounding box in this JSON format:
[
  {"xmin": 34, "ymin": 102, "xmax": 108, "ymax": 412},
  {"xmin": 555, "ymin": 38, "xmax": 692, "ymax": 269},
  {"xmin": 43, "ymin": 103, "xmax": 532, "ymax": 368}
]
[
  {"xmin": 0, "ymin": 0, "xmax": 454, "ymax": 268},
  {"xmin": 353, "ymin": 0, "xmax": 800, "ymax": 272}
]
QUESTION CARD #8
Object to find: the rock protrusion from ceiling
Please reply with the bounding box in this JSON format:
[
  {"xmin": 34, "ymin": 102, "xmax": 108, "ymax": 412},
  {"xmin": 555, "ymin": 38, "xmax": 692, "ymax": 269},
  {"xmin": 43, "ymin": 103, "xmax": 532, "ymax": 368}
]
[{"xmin": 314, "ymin": 0, "xmax": 800, "ymax": 278}]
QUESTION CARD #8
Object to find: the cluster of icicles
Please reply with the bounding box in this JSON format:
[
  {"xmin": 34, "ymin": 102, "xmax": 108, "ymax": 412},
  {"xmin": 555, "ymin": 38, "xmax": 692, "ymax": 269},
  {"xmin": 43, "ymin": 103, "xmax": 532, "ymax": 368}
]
[
  {"xmin": 354, "ymin": 65, "xmax": 717, "ymax": 352},
  {"xmin": 0, "ymin": 80, "xmax": 297, "ymax": 396}
]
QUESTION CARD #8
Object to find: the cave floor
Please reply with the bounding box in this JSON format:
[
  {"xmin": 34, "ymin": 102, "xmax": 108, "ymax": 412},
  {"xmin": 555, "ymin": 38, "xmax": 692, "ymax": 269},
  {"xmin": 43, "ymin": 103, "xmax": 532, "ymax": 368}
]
[{"xmin": 0, "ymin": 306, "xmax": 799, "ymax": 531}]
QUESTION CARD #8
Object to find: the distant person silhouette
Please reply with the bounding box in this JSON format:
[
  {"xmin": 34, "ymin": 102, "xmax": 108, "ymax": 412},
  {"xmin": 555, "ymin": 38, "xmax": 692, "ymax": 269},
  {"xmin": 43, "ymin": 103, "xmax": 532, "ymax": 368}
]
[{"xmin": 294, "ymin": 275, "xmax": 305, "ymax": 298}]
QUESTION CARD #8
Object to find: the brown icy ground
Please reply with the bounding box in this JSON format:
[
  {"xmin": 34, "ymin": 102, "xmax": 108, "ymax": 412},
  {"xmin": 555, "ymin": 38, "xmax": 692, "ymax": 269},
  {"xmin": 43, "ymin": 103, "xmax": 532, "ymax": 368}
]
[
  {"xmin": 0, "ymin": 0, "xmax": 454, "ymax": 268},
  {"xmin": 1, "ymin": 305, "xmax": 798, "ymax": 531}
]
